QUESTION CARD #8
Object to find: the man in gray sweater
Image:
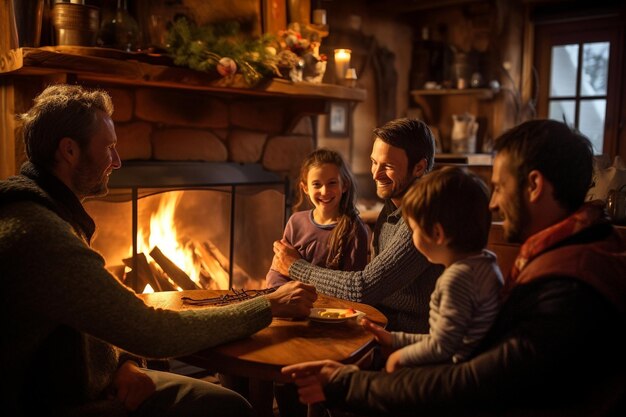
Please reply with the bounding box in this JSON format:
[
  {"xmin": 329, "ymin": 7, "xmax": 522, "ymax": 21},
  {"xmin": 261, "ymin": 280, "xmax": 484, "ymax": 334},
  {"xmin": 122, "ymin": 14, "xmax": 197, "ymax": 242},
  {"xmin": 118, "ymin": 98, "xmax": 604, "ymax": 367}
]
[
  {"xmin": 0, "ymin": 84, "xmax": 317, "ymax": 417},
  {"xmin": 272, "ymin": 118, "xmax": 443, "ymax": 333}
]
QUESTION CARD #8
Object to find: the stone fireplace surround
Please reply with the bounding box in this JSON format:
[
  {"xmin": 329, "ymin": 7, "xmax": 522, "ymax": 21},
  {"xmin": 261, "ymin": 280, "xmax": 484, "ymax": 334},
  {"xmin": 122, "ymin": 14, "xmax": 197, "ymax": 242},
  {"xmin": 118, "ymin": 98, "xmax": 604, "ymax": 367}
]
[
  {"xmin": 86, "ymin": 85, "xmax": 320, "ymax": 291},
  {"xmin": 108, "ymin": 85, "xmax": 317, "ymax": 179}
]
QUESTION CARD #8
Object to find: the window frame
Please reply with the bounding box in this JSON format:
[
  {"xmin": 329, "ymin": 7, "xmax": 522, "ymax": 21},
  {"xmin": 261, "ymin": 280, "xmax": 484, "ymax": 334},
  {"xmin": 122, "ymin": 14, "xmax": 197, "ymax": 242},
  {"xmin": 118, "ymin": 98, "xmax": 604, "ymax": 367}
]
[{"xmin": 533, "ymin": 16, "xmax": 624, "ymax": 157}]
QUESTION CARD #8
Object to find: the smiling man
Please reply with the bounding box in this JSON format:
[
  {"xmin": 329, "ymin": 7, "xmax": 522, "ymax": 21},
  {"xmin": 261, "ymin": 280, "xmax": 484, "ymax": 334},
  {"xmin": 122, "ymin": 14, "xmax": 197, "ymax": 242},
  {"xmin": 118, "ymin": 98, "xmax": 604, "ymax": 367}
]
[{"xmin": 272, "ymin": 118, "xmax": 443, "ymax": 333}]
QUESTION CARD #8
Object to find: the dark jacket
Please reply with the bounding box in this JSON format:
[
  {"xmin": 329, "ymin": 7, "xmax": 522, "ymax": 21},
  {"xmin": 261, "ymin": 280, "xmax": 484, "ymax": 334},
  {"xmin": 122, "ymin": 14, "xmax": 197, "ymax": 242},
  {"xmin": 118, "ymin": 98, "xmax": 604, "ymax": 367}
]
[{"xmin": 324, "ymin": 223, "xmax": 626, "ymax": 416}]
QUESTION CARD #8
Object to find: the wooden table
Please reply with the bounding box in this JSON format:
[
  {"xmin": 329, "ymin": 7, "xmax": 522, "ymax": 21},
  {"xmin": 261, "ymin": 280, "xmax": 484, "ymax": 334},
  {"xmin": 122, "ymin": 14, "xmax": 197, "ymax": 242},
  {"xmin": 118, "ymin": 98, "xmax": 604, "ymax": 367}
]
[{"xmin": 140, "ymin": 289, "xmax": 387, "ymax": 416}]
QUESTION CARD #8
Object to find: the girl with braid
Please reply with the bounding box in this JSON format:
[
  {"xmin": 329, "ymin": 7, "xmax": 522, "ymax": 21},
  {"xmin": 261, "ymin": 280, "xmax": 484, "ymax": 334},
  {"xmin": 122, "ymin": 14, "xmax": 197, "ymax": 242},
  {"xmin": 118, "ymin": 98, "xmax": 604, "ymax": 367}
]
[{"xmin": 266, "ymin": 148, "xmax": 369, "ymax": 288}]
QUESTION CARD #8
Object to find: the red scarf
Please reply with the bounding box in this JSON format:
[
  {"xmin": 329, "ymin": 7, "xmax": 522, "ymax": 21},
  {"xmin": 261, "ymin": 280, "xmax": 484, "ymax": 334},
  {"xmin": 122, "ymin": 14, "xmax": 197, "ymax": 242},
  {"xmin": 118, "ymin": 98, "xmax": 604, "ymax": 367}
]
[{"xmin": 504, "ymin": 202, "xmax": 608, "ymax": 294}]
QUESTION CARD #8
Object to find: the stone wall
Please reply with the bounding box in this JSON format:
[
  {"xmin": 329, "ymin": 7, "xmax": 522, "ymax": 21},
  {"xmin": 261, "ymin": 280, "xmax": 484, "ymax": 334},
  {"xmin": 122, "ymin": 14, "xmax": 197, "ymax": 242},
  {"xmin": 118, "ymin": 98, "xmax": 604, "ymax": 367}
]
[{"xmin": 107, "ymin": 86, "xmax": 315, "ymax": 182}]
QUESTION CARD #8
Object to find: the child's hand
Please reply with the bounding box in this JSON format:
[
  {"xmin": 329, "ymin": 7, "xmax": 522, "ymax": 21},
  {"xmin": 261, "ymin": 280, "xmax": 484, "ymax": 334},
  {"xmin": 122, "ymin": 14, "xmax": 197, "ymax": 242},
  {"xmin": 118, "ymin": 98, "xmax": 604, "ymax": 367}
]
[
  {"xmin": 360, "ymin": 317, "xmax": 392, "ymax": 347},
  {"xmin": 385, "ymin": 350, "xmax": 404, "ymax": 373}
]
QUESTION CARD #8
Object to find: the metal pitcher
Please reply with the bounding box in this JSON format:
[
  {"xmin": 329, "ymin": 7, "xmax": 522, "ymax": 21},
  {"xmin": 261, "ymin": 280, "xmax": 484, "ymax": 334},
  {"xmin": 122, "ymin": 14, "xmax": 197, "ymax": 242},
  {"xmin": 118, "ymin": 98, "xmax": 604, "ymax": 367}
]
[{"xmin": 451, "ymin": 112, "xmax": 479, "ymax": 154}]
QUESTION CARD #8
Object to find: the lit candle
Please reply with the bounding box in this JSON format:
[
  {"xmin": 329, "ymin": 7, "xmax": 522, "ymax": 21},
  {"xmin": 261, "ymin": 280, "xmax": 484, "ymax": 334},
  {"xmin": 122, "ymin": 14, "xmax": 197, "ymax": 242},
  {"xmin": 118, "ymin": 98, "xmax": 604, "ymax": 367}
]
[
  {"xmin": 334, "ymin": 49, "xmax": 351, "ymax": 84},
  {"xmin": 313, "ymin": 9, "xmax": 327, "ymax": 25}
]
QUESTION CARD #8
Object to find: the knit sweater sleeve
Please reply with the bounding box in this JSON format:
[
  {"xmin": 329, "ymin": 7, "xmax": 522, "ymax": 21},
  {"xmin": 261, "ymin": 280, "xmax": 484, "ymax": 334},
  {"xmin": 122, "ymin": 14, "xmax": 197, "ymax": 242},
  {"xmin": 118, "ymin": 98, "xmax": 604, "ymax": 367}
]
[
  {"xmin": 5, "ymin": 201, "xmax": 273, "ymax": 359},
  {"xmin": 392, "ymin": 267, "xmax": 470, "ymax": 366},
  {"xmin": 289, "ymin": 218, "xmax": 428, "ymax": 304},
  {"xmin": 392, "ymin": 255, "xmax": 502, "ymax": 366}
]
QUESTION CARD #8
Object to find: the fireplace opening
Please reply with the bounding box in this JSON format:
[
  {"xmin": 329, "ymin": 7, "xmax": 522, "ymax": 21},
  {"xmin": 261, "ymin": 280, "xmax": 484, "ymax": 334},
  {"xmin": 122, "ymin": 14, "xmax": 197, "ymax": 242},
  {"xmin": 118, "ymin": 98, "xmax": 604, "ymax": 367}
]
[{"xmin": 84, "ymin": 161, "xmax": 288, "ymax": 293}]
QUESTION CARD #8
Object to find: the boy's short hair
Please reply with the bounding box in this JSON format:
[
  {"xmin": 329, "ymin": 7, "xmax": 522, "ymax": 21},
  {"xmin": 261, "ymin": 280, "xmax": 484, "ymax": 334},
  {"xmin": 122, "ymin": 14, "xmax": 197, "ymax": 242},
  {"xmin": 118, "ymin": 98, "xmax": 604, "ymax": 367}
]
[{"xmin": 402, "ymin": 166, "xmax": 492, "ymax": 253}]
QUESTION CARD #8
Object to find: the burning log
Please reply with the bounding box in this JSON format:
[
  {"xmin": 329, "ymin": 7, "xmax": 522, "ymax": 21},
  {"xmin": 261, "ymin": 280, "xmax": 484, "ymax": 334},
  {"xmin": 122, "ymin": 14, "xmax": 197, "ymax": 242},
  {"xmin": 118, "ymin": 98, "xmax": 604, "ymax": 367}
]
[
  {"xmin": 202, "ymin": 240, "xmax": 252, "ymax": 288},
  {"xmin": 123, "ymin": 270, "xmax": 141, "ymax": 293},
  {"xmin": 123, "ymin": 253, "xmax": 170, "ymax": 293},
  {"xmin": 193, "ymin": 240, "xmax": 230, "ymax": 290},
  {"xmin": 149, "ymin": 246, "xmax": 200, "ymax": 290},
  {"xmin": 148, "ymin": 262, "xmax": 177, "ymax": 292},
  {"xmin": 134, "ymin": 252, "xmax": 178, "ymax": 292},
  {"xmin": 198, "ymin": 269, "xmax": 217, "ymax": 290},
  {"xmin": 127, "ymin": 253, "xmax": 161, "ymax": 291},
  {"xmin": 122, "ymin": 257, "xmax": 148, "ymax": 293}
]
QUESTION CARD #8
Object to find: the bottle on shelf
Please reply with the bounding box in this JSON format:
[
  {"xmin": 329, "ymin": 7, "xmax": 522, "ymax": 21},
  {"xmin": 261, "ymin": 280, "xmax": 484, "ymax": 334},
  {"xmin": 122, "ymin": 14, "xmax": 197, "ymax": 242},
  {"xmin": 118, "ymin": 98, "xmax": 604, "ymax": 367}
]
[{"xmin": 98, "ymin": 0, "xmax": 141, "ymax": 52}]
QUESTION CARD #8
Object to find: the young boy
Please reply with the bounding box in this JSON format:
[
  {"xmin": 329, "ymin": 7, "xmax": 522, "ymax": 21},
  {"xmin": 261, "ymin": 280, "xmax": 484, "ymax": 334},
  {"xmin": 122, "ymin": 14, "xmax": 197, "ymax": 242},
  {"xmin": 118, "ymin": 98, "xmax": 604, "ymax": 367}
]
[{"xmin": 361, "ymin": 166, "xmax": 503, "ymax": 372}]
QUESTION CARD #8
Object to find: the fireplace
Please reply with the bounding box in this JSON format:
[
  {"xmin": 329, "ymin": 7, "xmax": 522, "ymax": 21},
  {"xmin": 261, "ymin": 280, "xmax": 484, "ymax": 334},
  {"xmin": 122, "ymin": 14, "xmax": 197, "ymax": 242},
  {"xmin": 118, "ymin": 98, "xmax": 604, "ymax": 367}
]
[
  {"xmin": 1, "ymin": 47, "xmax": 366, "ymax": 294},
  {"xmin": 84, "ymin": 161, "xmax": 288, "ymax": 293}
]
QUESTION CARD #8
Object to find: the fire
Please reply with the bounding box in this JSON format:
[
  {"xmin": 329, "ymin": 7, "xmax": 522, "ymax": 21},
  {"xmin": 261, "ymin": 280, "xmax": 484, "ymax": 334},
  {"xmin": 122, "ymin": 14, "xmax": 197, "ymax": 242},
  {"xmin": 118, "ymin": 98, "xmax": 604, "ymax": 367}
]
[{"xmin": 131, "ymin": 191, "xmax": 201, "ymax": 292}]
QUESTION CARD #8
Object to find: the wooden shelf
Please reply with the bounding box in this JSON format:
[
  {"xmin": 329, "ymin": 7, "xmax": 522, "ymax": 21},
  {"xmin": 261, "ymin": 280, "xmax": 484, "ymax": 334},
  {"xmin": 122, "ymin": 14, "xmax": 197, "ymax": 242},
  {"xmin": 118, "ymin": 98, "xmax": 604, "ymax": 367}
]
[
  {"xmin": 411, "ymin": 88, "xmax": 495, "ymax": 100},
  {"xmin": 3, "ymin": 47, "xmax": 367, "ymax": 102}
]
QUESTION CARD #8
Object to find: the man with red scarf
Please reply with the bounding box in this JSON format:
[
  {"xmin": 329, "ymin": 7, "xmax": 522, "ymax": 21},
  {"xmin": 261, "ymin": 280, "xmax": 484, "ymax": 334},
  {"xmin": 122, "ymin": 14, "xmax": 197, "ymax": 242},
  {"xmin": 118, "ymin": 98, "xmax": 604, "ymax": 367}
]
[{"xmin": 281, "ymin": 119, "xmax": 626, "ymax": 416}]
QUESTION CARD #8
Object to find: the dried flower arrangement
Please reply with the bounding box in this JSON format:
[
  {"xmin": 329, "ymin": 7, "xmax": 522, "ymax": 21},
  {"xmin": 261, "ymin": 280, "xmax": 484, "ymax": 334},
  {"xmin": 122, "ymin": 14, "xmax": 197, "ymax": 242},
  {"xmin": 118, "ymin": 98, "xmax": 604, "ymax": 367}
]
[
  {"xmin": 166, "ymin": 18, "xmax": 282, "ymax": 86},
  {"xmin": 166, "ymin": 18, "xmax": 327, "ymax": 86}
]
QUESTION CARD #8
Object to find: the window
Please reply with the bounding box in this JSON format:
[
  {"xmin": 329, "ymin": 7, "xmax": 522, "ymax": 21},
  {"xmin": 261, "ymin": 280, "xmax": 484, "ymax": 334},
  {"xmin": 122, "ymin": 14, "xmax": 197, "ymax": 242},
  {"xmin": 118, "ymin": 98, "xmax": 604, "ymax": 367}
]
[
  {"xmin": 547, "ymin": 42, "xmax": 609, "ymax": 153},
  {"xmin": 534, "ymin": 16, "xmax": 624, "ymax": 156}
]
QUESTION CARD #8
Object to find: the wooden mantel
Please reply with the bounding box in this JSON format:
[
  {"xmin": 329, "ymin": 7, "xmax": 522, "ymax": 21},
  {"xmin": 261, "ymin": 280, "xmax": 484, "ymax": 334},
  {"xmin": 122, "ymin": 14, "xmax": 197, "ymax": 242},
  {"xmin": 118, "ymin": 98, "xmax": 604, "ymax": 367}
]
[{"xmin": 3, "ymin": 47, "xmax": 367, "ymax": 102}]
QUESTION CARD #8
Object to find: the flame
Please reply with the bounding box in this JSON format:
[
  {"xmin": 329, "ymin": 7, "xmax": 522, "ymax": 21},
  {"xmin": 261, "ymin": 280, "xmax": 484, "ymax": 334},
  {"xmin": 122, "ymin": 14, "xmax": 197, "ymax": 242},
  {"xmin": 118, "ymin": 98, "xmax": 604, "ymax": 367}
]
[{"xmin": 131, "ymin": 191, "xmax": 201, "ymax": 292}]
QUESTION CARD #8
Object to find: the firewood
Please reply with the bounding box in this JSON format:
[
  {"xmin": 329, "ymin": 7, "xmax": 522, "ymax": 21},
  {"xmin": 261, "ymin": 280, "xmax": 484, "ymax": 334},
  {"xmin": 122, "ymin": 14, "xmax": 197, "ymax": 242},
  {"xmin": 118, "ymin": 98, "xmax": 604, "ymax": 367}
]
[
  {"xmin": 198, "ymin": 269, "xmax": 218, "ymax": 290},
  {"xmin": 149, "ymin": 246, "xmax": 200, "ymax": 290},
  {"xmin": 123, "ymin": 270, "xmax": 141, "ymax": 293},
  {"xmin": 134, "ymin": 252, "xmax": 178, "ymax": 292},
  {"xmin": 123, "ymin": 256, "xmax": 148, "ymax": 293},
  {"xmin": 202, "ymin": 240, "xmax": 252, "ymax": 287},
  {"xmin": 193, "ymin": 240, "xmax": 230, "ymax": 289},
  {"xmin": 124, "ymin": 253, "xmax": 167, "ymax": 293},
  {"xmin": 148, "ymin": 262, "xmax": 177, "ymax": 291}
]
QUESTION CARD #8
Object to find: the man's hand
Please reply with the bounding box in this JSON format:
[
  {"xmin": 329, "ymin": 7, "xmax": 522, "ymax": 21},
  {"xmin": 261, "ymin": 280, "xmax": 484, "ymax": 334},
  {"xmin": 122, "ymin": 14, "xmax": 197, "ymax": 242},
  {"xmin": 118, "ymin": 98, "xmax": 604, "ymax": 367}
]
[
  {"xmin": 360, "ymin": 317, "xmax": 392, "ymax": 347},
  {"xmin": 109, "ymin": 360, "xmax": 155, "ymax": 411},
  {"xmin": 281, "ymin": 360, "xmax": 345, "ymax": 404},
  {"xmin": 265, "ymin": 280, "xmax": 317, "ymax": 319},
  {"xmin": 271, "ymin": 239, "xmax": 302, "ymax": 276}
]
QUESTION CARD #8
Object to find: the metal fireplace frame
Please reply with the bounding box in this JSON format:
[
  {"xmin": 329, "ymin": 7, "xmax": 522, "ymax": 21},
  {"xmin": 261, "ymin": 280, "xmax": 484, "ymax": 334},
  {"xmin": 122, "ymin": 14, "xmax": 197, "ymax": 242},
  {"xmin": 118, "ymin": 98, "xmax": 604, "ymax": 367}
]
[{"xmin": 102, "ymin": 161, "xmax": 289, "ymax": 289}]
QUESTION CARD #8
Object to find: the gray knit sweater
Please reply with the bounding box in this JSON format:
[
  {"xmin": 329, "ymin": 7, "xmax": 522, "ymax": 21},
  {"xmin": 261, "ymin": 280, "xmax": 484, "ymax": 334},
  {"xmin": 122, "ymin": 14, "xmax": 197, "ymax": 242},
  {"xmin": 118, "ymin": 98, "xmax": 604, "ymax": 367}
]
[
  {"xmin": 290, "ymin": 200, "xmax": 443, "ymax": 332},
  {"xmin": 0, "ymin": 163, "xmax": 273, "ymax": 416}
]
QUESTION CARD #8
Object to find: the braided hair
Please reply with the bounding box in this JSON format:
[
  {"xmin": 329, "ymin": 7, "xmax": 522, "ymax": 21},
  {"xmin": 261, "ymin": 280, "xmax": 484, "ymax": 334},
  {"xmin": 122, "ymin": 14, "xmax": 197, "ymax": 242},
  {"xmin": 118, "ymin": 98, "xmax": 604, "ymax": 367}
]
[{"xmin": 294, "ymin": 149, "xmax": 361, "ymax": 270}]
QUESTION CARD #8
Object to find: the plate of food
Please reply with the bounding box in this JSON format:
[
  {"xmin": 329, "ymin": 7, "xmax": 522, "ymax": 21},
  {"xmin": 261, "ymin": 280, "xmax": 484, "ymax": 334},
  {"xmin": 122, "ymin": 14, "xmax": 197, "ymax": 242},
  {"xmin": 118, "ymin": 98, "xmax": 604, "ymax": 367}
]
[{"xmin": 309, "ymin": 308, "xmax": 363, "ymax": 323}]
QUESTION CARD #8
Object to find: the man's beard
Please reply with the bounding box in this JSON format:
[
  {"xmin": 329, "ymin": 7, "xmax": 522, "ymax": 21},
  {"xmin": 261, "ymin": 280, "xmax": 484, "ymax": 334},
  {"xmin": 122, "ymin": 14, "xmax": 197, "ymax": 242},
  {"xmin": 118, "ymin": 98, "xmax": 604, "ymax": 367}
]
[
  {"xmin": 376, "ymin": 174, "xmax": 415, "ymax": 201},
  {"xmin": 73, "ymin": 156, "xmax": 108, "ymax": 198},
  {"xmin": 504, "ymin": 190, "xmax": 530, "ymax": 243}
]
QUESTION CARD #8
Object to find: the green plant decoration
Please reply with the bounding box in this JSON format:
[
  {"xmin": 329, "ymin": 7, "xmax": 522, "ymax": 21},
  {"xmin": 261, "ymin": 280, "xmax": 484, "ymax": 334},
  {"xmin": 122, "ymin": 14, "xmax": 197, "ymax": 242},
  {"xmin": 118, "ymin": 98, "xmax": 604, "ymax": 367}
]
[{"xmin": 166, "ymin": 18, "xmax": 282, "ymax": 86}]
